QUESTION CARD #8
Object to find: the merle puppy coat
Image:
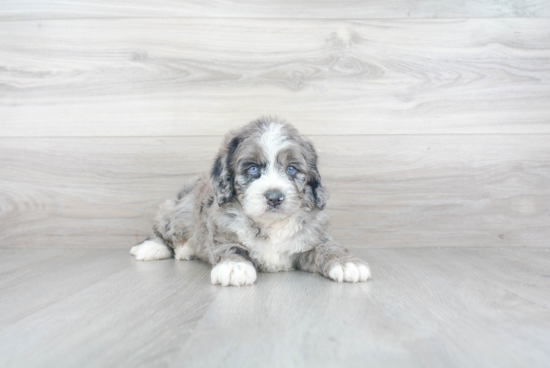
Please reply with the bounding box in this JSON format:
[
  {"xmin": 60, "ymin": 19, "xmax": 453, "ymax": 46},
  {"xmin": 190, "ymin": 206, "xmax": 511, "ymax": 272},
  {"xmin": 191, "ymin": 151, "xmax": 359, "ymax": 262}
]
[{"xmin": 130, "ymin": 117, "xmax": 371, "ymax": 286}]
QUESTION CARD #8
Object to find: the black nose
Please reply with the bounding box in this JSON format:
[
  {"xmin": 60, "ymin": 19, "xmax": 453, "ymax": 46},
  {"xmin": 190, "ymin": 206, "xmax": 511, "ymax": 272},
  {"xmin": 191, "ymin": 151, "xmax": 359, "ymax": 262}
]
[{"xmin": 265, "ymin": 191, "xmax": 284, "ymax": 207}]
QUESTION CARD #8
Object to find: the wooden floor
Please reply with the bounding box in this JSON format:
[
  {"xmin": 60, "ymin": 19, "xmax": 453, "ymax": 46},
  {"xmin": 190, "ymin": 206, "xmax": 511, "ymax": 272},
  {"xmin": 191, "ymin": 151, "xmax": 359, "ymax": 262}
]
[{"xmin": 1, "ymin": 247, "xmax": 549, "ymax": 368}]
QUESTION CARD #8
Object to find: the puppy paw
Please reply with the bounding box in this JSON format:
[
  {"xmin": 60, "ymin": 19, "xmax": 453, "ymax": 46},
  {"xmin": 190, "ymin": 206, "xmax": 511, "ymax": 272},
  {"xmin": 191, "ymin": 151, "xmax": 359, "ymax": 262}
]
[
  {"xmin": 211, "ymin": 261, "xmax": 257, "ymax": 287},
  {"xmin": 130, "ymin": 239, "xmax": 172, "ymax": 261},
  {"xmin": 328, "ymin": 260, "xmax": 371, "ymax": 283},
  {"xmin": 174, "ymin": 243, "xmax": 196, "ymax": 260}
]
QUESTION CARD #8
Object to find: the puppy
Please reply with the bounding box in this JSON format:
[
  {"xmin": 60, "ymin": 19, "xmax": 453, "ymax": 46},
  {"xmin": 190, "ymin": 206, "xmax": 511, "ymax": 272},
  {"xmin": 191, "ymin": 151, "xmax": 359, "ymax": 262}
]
[{"xmin": 130, "ymin": 117, "xmax": 371, "ymax": 286}]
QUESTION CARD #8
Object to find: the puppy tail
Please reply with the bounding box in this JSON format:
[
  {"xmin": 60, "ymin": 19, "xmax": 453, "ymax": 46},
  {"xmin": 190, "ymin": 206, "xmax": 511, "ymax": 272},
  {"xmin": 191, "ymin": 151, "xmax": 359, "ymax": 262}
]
[{"xmin": 130, "ymin": 237, "xmax": 173, "ymax": 261}]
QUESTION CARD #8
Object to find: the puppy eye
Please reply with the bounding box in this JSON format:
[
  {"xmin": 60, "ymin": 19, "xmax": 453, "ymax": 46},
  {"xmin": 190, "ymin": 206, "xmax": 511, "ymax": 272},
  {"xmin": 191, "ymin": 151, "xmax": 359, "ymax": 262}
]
[
  {"xmin": 248, "ymin": 166, "xmax": 259, "ymax": 175},
  {"xmin": 286, "ymin": 165, "xmax": 296, "ymax": 175}
]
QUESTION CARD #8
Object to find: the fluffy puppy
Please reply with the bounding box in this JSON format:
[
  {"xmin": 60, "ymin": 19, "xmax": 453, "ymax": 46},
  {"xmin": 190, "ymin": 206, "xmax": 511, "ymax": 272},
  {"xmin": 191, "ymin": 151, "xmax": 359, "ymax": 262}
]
[{"xmin": 130, "ymin": 117, "xmax": 371, "ymax": 286}]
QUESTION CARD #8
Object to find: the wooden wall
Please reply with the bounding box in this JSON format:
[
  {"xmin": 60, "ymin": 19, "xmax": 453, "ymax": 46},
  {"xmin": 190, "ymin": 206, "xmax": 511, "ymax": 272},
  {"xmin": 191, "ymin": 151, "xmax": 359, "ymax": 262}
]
[{"xmin": 1, "ymin": 1, "xmax": 549, "ymax": 248}]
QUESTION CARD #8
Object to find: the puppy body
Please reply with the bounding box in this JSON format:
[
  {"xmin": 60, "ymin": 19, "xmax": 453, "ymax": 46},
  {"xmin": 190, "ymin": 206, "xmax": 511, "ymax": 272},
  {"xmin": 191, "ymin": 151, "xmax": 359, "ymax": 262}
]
[{"xmin": 131, "ymin": 117, "xmax": 370, "ymax": 286}]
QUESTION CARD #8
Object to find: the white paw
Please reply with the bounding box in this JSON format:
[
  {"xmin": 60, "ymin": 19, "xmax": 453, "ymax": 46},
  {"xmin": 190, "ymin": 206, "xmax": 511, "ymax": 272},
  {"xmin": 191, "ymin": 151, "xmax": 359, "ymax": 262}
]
[
  {"xmin": 174, "ymin": 243, "xmax": 196, "ymax": 260},
  {"xmin": 328, "ymin": 261, "xmax": 371, "ymax": 283},
  {"xmin": 130, "ymin": 239, "xmax": 172, "ymax": 261},
  {"xmin": 211, "ymin": 261, "xmax": 257, "ymax": 287}
]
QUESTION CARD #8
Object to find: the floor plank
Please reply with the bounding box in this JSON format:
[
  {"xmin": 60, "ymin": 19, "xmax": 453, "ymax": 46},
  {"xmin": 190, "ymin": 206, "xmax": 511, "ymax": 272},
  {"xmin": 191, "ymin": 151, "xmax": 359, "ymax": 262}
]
[
  {"xmin": 1, "ymin": 135, "xmax": 549, "ymax": 249},
  {"xmin": 0, "ymin": 249, "xmax": 137, "ymax": 325},
  {"xmin": 2, "ymin": 19, "xmax": 550, "ymax": 136},
  {"xmin": 0, "ymin": 248, "xmax": 218, "ymax": 368},
  {"xmin": 0, "ymin": 247, "xmax": 549, "ymax": 367},
  {"xmin": 0, "ymin": 0, "xmax": 548, "ymax": 20},
  {"xmin": 360, "ymin": 248, "xmax": 550, "ymax": 368}
]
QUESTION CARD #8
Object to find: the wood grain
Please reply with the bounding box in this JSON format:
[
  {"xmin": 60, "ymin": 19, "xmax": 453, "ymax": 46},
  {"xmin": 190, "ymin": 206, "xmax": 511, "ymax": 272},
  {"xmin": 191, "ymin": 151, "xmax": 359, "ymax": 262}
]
[
  {"xmin": 1, "ymin": 247, "xmax": 549, "ymax": 367},
  {"xmin": 1, "ymin": 19, "xmax": 550, "ymax": 136},
  {"xmin": 0, "ymin": 248, "xmax": 218, "ymax": 368},
  {"xmin": 178, "ymin": 247, "xmax": 550, "ymax": 367},
  {"xmin": 0, "ymin": 0, "xmax": 549, "ymax": 20},
  {"xmin": 1, "ymin": 135, "xmax": 548, "ymax": 249}
]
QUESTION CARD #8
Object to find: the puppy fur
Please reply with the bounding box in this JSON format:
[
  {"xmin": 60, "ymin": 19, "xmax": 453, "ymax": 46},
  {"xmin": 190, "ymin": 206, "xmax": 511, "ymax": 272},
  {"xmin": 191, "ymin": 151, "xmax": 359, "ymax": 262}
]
[{"xmin": 130, "ymin": 117, "xmax": 371, "ymax": 286}]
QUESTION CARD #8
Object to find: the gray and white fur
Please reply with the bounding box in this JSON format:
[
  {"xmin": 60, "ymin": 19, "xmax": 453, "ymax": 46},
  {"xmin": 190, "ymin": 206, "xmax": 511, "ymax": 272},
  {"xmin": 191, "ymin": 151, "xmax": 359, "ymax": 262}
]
[{"xmin": 130, "ymin": 117, "xmax": 371, "ymax": 286}]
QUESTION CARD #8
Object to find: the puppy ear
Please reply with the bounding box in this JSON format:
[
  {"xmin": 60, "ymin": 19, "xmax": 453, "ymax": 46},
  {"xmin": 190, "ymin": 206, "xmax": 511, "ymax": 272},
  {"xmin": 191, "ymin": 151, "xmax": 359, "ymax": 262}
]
[
  {"xmin": 304, "ymin": 140, "xmax": 329, "ymax": 210},
  {"xmin": 309, "ymin": 170, "xmax": 329, "ymax": 210},
  {"xmin": 210, "ymin": 134, "xmax": 241, "ymax": 206},
  {"xmin": 210, "ymin": 155, "xmax": 232, "ymax": 206}
]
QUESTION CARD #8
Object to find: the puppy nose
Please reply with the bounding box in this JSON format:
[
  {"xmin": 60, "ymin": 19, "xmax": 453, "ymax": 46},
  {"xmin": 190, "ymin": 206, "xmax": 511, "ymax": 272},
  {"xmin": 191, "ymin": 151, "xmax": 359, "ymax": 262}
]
[{"xmin": 265, "ymin": 191, "xmax": 284, "ymax": 207}]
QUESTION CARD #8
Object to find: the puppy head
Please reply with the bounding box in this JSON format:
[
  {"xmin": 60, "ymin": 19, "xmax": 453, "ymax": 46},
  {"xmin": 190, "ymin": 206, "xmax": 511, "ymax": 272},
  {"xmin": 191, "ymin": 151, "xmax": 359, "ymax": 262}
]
[{"xmin": 210, "ymin": 117, "xmax": 328, "ymax": 222}]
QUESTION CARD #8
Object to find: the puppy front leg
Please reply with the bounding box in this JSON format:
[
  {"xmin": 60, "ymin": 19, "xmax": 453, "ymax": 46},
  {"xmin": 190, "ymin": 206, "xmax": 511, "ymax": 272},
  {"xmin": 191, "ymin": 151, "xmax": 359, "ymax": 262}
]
[
  {"xmin": 295, "ymin": 242, "xmax": 371, "ymax": 283},
  {"xmin": 210, "ymin": 245, "xmax": 257, "ymax": 287}
]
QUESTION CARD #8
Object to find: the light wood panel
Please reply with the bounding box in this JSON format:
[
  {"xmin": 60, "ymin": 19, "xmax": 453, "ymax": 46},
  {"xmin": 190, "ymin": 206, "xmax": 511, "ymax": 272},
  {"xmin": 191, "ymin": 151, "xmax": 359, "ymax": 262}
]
[
  {"xmin": 0, "ymin": 0, "xmax": 549, "ymax": 20},
  {"xmin": 1, "ymin": 247, "xmax": 549, "ymax": 367},
  {"xmin": 179, "ymin": 247, "xmax": 550, "ymax": 367},
  {"xmin": 0, "ymin": 248, "xmax": 218, "ymax": 368},
  {"xmin": 1, "ymin": 19, "xmax": 550, "ymax": 137},
  {"xmin": 1, "ymin": 135, "xmax": 548, "ymax": 249}
]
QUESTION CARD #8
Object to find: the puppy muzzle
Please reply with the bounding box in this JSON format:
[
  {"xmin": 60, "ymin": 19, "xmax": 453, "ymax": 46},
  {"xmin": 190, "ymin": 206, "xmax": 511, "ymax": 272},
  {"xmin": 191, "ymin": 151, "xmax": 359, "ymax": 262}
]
[{"xmin": 265, "ymin": 190, "xmax": 284, "ymax": 209}]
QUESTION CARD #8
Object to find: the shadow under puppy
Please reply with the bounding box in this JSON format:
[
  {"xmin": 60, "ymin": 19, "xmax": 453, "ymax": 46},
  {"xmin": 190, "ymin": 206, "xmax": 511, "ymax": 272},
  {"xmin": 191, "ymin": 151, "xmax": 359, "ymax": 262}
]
[{"xmin": 131, "ymin": 117, "xmax": 371, "ymax": 286}]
